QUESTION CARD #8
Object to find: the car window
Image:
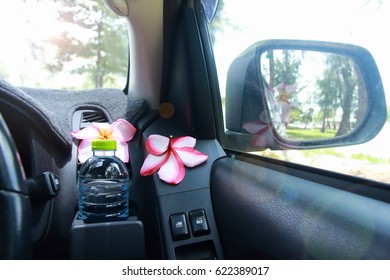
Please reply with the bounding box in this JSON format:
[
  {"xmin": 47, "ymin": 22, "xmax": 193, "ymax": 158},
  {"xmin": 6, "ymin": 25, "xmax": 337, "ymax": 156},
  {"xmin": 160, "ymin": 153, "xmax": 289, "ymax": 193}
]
[
  {"xmin": 0, "ymin": 0, "xmax": 128, "ymax": 90},
  {"xmin": 209, "ymin": 0, "xmax": 390, "ymax": 184}
]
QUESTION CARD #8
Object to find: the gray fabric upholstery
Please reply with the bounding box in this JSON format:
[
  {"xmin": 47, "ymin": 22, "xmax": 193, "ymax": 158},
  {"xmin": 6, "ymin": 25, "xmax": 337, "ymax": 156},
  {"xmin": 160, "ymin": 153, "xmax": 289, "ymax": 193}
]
[{"xmin": 0, "ymin": 78, "xmax": 148, "ymax": 147}]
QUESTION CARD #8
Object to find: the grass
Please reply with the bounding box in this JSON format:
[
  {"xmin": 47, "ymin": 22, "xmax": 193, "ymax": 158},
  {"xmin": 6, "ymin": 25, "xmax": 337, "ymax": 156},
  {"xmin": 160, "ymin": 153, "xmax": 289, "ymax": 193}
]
[
  {"xmin": 261, "ymin": 148, "xmax": 389, "ymax": 165},
  {"xmin": 301, "ymin": 148, "xmax": 345, "ymax": 158},
  {"xmin": 351, "ymin": 153, "xmax": 390, "ymax": 164},
  {"xmin": 286, "ymin": 127, "xmax": 337, "ymax": 141}
]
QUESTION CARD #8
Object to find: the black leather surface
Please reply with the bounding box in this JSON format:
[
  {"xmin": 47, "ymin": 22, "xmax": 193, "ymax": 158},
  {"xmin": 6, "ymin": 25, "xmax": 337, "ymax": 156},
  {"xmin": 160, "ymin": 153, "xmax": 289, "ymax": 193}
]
[
  {"xmin": 0, "ymin": 114, "xmax": 31, "ymax": 259},
  {"xmin": 0, "ymin": 115, "xmax": 28, "ymax": 194},
  {"xmin": 0, "ymin": 192, "xmax": 31, "ymax": 259},
  {"xmin": 211, "ymin": 157, "xmax": 390, "ymax": 259}
]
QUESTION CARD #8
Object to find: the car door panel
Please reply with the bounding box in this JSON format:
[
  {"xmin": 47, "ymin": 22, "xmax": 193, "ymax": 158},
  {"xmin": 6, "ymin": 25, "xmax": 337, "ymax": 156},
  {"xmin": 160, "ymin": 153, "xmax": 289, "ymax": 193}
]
[{"xmin": 211, "ymin": 156, "xmax": 390, "ymax": 259}]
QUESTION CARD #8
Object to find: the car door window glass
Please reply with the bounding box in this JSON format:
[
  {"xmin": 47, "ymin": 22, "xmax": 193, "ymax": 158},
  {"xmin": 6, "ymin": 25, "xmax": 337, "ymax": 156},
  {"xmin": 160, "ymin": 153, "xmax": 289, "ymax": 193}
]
[
  {"xmin": 209, "ymin": 0, "xmax": 390, "ymax": 184},
  {"xmin": 0, "ymin": 0, "xmax": 128, "ymax": 90}
]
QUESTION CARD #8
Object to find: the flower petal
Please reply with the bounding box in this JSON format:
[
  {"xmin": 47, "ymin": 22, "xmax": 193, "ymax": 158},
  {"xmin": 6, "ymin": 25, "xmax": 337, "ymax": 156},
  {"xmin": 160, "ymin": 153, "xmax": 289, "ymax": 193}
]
[
  {"xmin": 92, "ymin": 122, "xmax": 113, "ymax": 139},
  {"xmin": 171, "ymin": 136, "xmax": 196, "ymax": 149},
  {"xmin": 243, "ymin": 121, "xmax": 270, "ymax": 135},
  {"xmin": 145, "ymin": 134, "xmax": 170, "ymax": 155},
  {"xmin": 251, "ymin": 133, "xmax": 273, "ymax": 147},
  {"xmin": 140, "ymin": 153, "xmax": 169, "ymax": 176},
  {"xmin": 71, "ymin": 125, "xmax": 101, "ymax": 140},
  {"xmin": 111, "ymin": 119, "xmax": 137, "ymax": 142},
  {"xmin": 157, "ymin": 151, "xmax": 185, "ymax": 185},
  {"xmin": 77, "ymin": 139, "xmax": 94, "ymax": 163},
  {"xmin": 175, "ymin": 147, "xmax": 208, "ymax": 168},
  {"xmin": 115, "ymin": 140, "xmax": 129, "ymax": 163}
]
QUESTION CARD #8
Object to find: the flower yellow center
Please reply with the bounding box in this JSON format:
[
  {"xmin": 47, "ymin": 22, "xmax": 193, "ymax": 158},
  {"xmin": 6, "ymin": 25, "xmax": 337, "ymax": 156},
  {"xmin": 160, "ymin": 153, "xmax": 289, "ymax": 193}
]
[{"xmin": 98, "ymin": 127, "xmax": 113, "ymax": 140}]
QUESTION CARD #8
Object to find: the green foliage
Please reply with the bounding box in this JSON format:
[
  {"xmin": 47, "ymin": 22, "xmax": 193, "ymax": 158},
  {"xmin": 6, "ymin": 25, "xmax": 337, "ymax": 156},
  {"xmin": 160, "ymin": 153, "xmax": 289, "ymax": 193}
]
[
  {"xmin": 273, "ymin": 51, "xmax": 301, "ymax": 86},
  {"xmin": 387, "ymin": 106, "xmax": 390, "ymax": 121},
  {"xmin": 0, "ymin": 65, "xmax": 9, "ymax": 80},
  {"xmin": 351, "ymin": 153, "xmax": 389, "ymax": 164},
  {"xmin": 262, "ymin": 49, "xmax": 302, "ymax": 91},
  {"xmin": 208, "ymin": 0, "xmax": 238, "ymax": 44},
  {"xmin": 288, "ymin": 107, "xmax": 303, "ymax": 124},
  {"xmin": 221, "ymin": 96, "xmax": 226, "ymax": 109}
]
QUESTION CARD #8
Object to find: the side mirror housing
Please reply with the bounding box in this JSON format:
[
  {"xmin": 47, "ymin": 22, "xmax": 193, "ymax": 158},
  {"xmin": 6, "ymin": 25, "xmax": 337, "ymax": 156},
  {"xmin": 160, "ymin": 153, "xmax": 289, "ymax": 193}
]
[{"xmin": 225, "ymin": 40, "xmax": 387, "ymax": 150}]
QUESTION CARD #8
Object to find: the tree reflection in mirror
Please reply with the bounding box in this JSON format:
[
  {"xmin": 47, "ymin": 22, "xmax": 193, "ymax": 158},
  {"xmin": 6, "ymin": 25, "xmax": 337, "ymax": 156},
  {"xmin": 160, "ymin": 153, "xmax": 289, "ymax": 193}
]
[{"xmin": 260, "ymin": 50, "xmax": 367, "ymax": 141}]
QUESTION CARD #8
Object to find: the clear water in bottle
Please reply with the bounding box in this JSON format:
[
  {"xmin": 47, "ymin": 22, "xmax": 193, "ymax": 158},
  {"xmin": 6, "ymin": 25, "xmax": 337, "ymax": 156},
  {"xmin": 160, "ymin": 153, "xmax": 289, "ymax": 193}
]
[{"xmin": 78, "ymin": 140, "xmax": 129, "ymax": 222}]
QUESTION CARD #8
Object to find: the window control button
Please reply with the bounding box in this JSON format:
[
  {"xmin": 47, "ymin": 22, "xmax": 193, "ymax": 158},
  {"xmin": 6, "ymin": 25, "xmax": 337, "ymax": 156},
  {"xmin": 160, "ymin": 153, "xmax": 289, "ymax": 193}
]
[
  {"xmin": 169, "ymin": 213, "xmax": 190, "ymax": 241},
  {"xmin": 189, "ymin": 209, "xmax": 210, "ymax": 237}
]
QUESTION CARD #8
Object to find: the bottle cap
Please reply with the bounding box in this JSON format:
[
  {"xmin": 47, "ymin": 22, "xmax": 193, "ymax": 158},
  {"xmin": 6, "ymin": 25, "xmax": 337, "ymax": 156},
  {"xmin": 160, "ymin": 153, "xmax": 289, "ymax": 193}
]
[{"xmin": 91, "ymin": 139, "xmax": 117, "ymax": 151}]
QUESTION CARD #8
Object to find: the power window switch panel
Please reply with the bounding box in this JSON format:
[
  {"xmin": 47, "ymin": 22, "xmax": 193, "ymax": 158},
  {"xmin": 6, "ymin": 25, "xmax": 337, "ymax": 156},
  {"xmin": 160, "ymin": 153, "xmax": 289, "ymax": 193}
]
[
  {"xmin": 169, "ymin": 213, "xmax": 190, "ymax": 241},
  {"xmin": 189, "ymin": 209, "xmax": 210, "ymax": 237}
]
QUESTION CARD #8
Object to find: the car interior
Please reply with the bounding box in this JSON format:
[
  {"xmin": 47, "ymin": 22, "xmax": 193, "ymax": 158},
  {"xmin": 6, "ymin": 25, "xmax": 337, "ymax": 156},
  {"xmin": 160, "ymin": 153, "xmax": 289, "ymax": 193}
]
[{"xmin": 1, "ymin": 0, "xmax": 390, "ymax": 260}]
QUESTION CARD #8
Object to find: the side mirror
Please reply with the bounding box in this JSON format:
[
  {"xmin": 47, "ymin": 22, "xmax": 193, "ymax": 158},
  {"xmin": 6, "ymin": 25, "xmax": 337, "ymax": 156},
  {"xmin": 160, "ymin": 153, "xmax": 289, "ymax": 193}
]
[{"xmin": 225, "ymin": 40, "xmax": 387, "ymax": 150}]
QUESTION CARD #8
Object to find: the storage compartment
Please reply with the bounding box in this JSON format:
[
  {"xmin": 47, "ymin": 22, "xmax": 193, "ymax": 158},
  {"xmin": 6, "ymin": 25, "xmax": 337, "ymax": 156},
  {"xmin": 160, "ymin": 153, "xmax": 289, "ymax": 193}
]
[
  {"xmin": 70, "ymin": 214, "xmax": 145, "ymax": 259},
  {"xmin": 175, "ymin": 240, "xmax": 217, "ymax": 260}
]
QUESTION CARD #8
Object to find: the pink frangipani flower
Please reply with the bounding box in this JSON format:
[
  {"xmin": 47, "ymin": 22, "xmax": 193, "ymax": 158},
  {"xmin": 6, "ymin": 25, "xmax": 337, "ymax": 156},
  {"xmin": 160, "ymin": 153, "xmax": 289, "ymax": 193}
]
[
  {"xmin": 71, "ymin": 119, "xmax": 136, "ymax": 163},
  {"xmin": 140, "ymin": 134, "xmax": 208, "ymax": 185},
  {"xmin": 243, "ymin": 120, "xmax": 273, "ymax": 147},
  {"xmin": 242, "ymin": 110, "xmax": 275, "ymax": 148}
]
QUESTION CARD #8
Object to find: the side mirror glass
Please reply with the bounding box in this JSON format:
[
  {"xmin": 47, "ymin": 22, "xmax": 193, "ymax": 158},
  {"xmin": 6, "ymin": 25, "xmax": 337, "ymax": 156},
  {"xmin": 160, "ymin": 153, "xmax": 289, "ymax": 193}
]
[
  {"xmin": 260, "ymin": 50, "xmax": 367, "ymax": 141},
  {"xmin": 225, "ymin": 40, "xmax": 386, "ymax": 151}
]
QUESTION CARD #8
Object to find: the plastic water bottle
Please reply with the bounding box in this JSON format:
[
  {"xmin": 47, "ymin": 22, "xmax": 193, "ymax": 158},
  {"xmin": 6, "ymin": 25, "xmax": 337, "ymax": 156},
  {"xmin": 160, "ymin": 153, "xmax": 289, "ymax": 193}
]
[{"xmin": 78, "ymin": 139, "xmax": 129, "ymax": 223}]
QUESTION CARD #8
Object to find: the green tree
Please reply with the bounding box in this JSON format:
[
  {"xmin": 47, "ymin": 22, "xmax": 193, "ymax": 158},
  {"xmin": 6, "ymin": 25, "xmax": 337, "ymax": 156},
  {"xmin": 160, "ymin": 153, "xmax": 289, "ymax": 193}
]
[
  {"xmin": 273, "ymin": 50, "xmax": 301, "ymax": 86},
  {"xmin": 355, "ymin": 64, "xmax": 367, "ymax": 125},
  {"xmin": 317, "ymin": 70, "xmax": 338, "ymax": 133},
  {"xmin": 262, "ymin": 50, "xmax": 302, "ymax": 128},
  {"xmin": 317, "ymin": 54, "xmax": 358, "ymax": 135},
  {"xmin": 209, "ymin": 0, "xmax": 237, "ymax": 44},
  {"xmin": 43, "ymin": 0, "xmax": 128, "ymax": 88},
  {"xmin": 267, "ymin": 50, "xmax": 275, "ymax": 89}
]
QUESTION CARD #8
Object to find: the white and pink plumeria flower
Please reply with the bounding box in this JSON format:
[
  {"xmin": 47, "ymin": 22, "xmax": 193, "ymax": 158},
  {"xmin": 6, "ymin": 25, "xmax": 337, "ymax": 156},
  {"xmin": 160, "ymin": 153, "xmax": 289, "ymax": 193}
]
[
  {"xmin": 140, "ymin": 134, "xmax": 208, "ymax": 185},
  {"xmin": 71, "ymin": 119, "xmax": 136, "ymax": 163}
]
